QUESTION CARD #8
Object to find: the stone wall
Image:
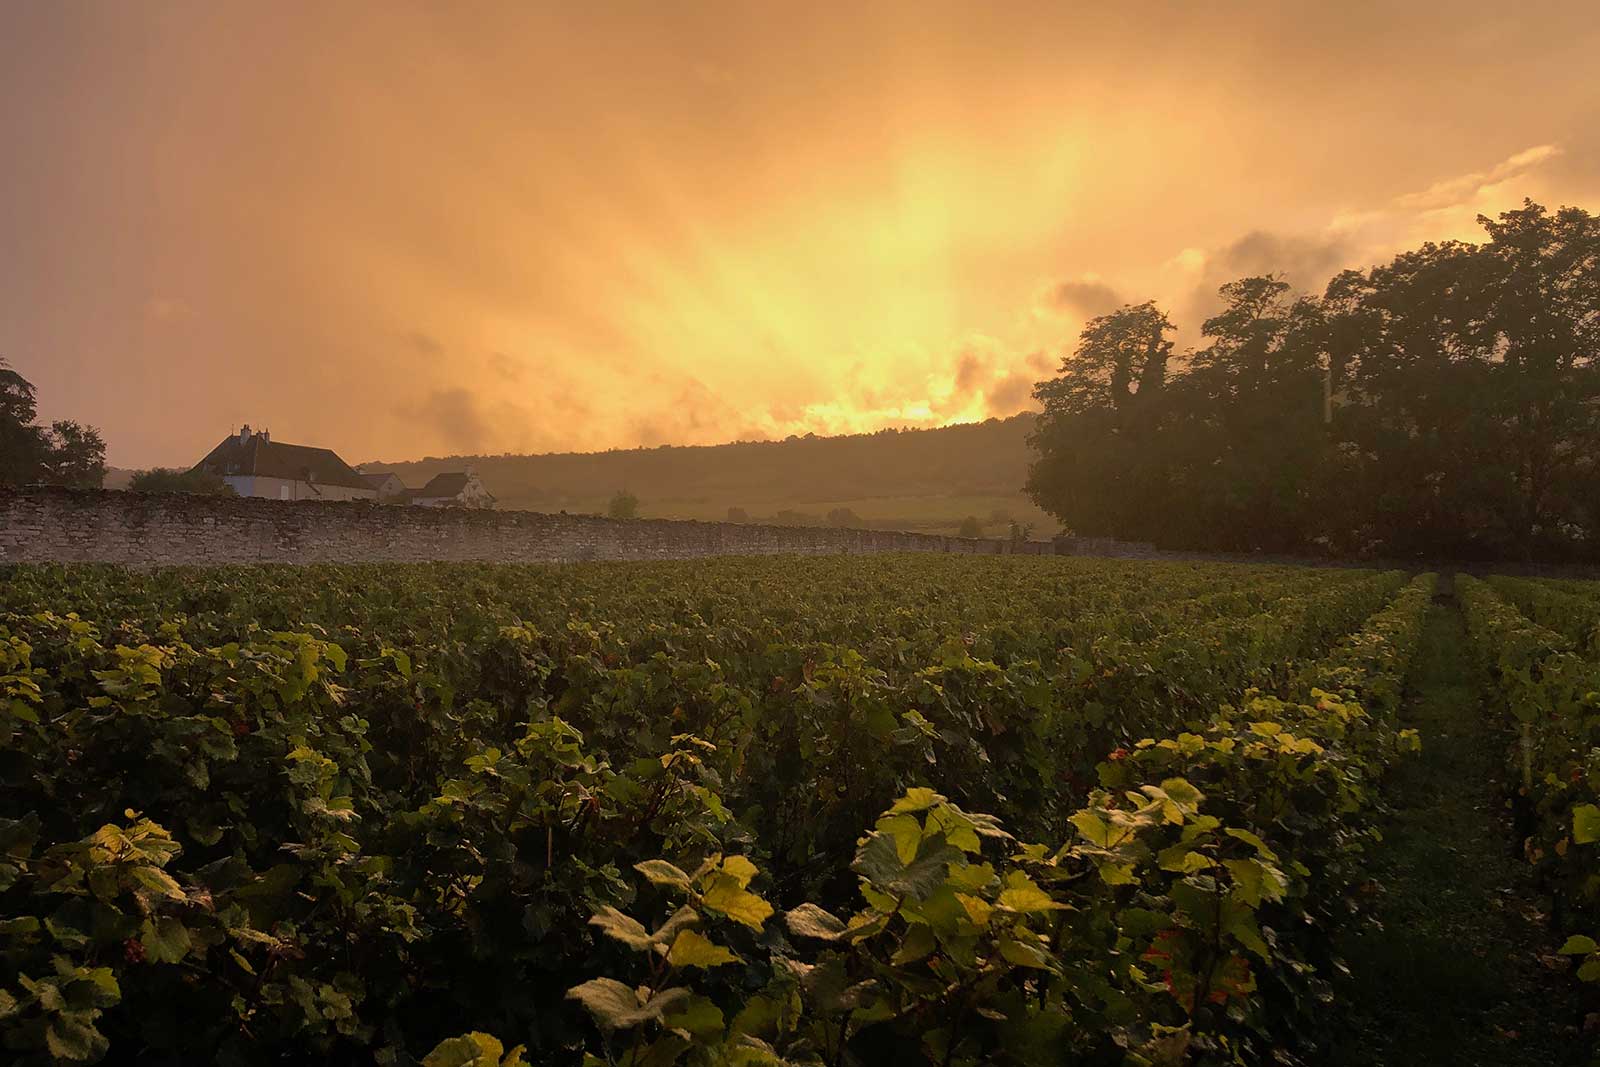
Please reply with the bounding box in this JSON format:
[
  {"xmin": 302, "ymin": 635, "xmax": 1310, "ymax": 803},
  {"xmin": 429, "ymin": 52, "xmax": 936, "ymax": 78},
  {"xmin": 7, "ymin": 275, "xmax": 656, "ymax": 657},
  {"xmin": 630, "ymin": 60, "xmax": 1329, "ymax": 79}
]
[
  {"xmin": 0, "ymin": 488, "xmax": 1053, "ymax": 566},
  {"xmin": 1052, "ymin": 535, "xmax": 1162, "ymax": 560}
]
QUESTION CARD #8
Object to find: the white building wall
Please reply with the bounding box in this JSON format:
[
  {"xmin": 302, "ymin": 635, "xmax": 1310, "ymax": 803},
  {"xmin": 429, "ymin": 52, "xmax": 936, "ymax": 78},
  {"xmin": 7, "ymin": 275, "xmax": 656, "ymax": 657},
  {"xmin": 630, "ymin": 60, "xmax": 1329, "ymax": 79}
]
[{"xmin": 222, "ymin": 475, "xmax": 376, "ymax": 502}]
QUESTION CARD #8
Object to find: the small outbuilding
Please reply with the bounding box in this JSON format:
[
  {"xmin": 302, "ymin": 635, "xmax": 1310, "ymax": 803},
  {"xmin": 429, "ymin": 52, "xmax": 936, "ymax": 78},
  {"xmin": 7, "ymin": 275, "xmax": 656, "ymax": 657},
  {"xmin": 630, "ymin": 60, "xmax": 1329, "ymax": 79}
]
[{"xmin": 410, "ymin": 469, "xmax": 495, "ymax": 508}]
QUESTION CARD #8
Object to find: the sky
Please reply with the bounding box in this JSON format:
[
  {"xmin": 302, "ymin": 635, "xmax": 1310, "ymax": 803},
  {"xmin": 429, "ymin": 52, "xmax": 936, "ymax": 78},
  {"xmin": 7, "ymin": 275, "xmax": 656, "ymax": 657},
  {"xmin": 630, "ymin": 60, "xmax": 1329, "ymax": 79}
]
[{"xmin": 3, "ymin": 2, "xmax": 1599, "ymax": 469}]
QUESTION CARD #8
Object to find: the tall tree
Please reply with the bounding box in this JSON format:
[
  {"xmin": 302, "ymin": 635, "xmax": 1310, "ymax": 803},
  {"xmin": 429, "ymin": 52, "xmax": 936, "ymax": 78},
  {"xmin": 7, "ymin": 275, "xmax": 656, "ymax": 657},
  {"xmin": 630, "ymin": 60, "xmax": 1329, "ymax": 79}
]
[
  {"xmin": 1166, "ymin": 277, "xmax": 1328, "ymax": 552},
  {"xmin": 39, "ymin": 420, "xmax": 108, "ymax": 488},
  {"xmin": 1475, "ymin": 202, "xmax": 1600, "ymax": 556},
  {"xmin": 1026, "ymin": 302, "xmax": 1173, "ymax": 539},
  {"xmin": 0, "ymin": 358, "xmax": 47, "ymax": 486}
]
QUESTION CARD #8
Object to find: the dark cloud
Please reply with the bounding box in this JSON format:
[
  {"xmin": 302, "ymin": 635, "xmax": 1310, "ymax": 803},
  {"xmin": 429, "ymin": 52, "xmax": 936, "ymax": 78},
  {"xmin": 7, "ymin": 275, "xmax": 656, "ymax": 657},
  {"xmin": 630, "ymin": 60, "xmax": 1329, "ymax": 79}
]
[
  {"xmin": 985, "ymin": 372, "xmax": 1037, "ymax": 416},
  {"xmin": 407, "ymin": 331, "xmax": 445, "ymax": 356},
  {"xmin": 405, "ymin": 387, "xmax": 491, "ymax": 451},
  {"xmin": 1176, "ymin": 230, "xmax": 1353, "ymax": 334},
  {"xmin": 1038, "ymin": 279, "xmax": 1125, "ymax": 319},
  {"xmin": 1209, "ymin": 231, "xmax": 1350, "ymax": 290},
  {"xmin": 953, "ymin": 350, "xmax": 985, "ymax": 394}
]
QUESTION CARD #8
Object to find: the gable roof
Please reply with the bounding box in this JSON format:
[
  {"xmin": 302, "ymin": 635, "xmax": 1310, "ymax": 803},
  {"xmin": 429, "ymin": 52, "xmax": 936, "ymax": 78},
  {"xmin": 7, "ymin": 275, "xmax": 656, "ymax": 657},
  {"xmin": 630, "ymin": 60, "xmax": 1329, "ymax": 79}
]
[
  {"xmin": 192, "ymin": 434, "xmax": 373, "ymax": 491},
  {"xmin": 362, "ymin": 471, "xmax": 404, "ymax": 488},
  {"xmin": 415, "ymin": 472, "xmax": 473, "ymax": 498}
]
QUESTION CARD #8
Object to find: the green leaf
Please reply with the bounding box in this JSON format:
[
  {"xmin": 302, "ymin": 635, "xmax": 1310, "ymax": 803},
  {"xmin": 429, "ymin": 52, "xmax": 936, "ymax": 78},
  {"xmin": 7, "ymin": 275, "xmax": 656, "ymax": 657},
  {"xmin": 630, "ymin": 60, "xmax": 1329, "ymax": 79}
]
[
  {"xmin": 589, "ymin": 906, "xmax": 652, "ymax": 950},
  {"xmin": 1069, "ymin": 811, "xmax": 1112, "ymax": 847},
  {"xmin": 700, "ymin": 877, "xmax": 773, "ymax": 930},
  {"xmin": 662, "ymin": 994, "xmax": 725, "ymax": 1038},
  {"xmin": 422, "ymin": 1032, "xmax": 504, "ymax": 1067},
  {"xmin": 996, "ymin": 873, "xmax": 1067, "ymax": 914},
  {"xmin": 1222, "ymin": 827, "xmax": 1279, "ymax": 862},
  {"xmin": 1559, "ymin": 935, "xmax": 1599, "ymax": 955},
  {"xmin": 888, "ymin": 788, "xmax": 943, "ymax": 814},
  {"xmin": 998, "ymin": 937, "xmax": 1052, "ymax": 969},
  {"xmin": 666, "ymin": 929, "xmax": 739, "ymax": 968},
  {"xmin": 1573, "ymin": 804, "xmax": 1600, "ymax": 845},
  {"xmin": 785, "ymin": 903, "xmax": 848, "ymax": 941},
  {"xmin": 1157, "ymin": 844, "xmax": 1214, "ymax": 874},
  {"xmin": 852, "ymin": 831, "xmax": 962, "ymax": 902},
  {"xmin": 635, "ymin": 859, "xmax": 694, "ymax": 891},
  {"xmin": 1096, "ymin": 860, "xmax": 1137, "ymax": 885},
  {"xmin": 141, "ymin": 916, "xmax": 192, "ymax": 964},
  {"xmin": 891, "ymin": 922, "xmax": 937, "ymax": 965},
  {"xmin": 651, "ymin": 905, "xmax": 699, "ymax": 946},
  {"xmin": 130, "ymin": 865, "xmax": 186, "ymax": 901},
  {"xmin": 45, "ymin": 1012, "xmax": 109, "ymax": 1062},
  {"xmin": 1223, "ymin": 858, "xmax": 1287, "ymax": 907},
  {"xmin": 719, "ymin": 855, "xmax": 759, "ymax": 889},
  {"xmin": 566, "ymin": 979, "xmax": 690, "ymax": 1030}
]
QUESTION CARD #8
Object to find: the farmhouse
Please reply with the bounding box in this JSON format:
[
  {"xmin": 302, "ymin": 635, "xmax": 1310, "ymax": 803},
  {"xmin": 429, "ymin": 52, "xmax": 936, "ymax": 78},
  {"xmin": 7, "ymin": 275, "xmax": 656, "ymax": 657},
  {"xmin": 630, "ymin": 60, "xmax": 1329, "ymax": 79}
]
[
  {"xmin": 192, "ymin": 426, "xmax": 377, "ymax": 502},
  {"xmin": 409, "ymin": 470, "xmax": 496, "ymax": 508},
  {"xmin": 361, "ymin": 470, "xmax": 409, "ymax": 502}
]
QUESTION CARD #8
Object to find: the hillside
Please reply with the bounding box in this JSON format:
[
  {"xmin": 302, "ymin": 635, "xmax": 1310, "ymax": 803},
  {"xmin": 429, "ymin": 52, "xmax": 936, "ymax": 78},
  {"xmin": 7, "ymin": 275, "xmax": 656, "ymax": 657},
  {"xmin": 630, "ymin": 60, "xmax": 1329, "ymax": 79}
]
[{"xmin": 362, "ymin": 413, "xmax": 1056, "ymax": 537}]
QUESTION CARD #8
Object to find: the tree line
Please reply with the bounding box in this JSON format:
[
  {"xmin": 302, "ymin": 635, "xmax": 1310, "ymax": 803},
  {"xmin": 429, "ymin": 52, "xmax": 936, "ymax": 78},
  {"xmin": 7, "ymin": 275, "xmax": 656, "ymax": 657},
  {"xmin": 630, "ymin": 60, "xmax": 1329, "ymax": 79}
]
[
  {"xmin": 1026, "ymin": 201, "xmax": 1600, "ymax": 561},
  {"xmin": 0, "ymin": 358, "xmax": 107, "ymax": 488}
]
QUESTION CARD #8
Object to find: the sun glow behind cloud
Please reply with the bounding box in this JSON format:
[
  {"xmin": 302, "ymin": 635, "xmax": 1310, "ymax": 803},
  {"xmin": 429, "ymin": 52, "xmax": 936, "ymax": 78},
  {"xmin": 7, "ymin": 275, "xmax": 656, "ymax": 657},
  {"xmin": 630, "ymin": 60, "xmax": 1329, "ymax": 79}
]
[{"xmin": 3, "ymin": 2, "xmax": 1599, "ymax": 466}]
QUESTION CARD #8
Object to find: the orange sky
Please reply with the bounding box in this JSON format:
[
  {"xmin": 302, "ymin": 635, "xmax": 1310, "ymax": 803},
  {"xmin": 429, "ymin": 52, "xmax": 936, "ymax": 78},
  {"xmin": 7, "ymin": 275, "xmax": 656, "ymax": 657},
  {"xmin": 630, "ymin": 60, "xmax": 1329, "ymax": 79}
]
[{"xmin": 4, "ymin": 2, "xmax": 1599, "ymax": 468}]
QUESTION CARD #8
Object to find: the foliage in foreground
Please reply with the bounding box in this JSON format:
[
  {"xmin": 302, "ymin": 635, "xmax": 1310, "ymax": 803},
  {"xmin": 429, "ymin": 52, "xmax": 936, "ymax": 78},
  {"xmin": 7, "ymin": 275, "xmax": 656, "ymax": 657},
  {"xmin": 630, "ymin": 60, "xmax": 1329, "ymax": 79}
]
[
  {"xmin": 0, "ymin": 560, "xmax": 1430, "ymax": 1064},
  {"xmin": 1456, "ymin": 576, "xmax": 1600, "ymax": 1015}
]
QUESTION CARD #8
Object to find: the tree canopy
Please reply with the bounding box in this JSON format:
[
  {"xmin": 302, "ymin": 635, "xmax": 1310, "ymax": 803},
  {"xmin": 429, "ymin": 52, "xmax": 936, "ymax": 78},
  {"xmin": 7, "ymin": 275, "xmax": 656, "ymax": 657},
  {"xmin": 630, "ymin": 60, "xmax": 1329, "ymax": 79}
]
[
  {"xmin": 128, "ymin": 467, "xmax": 236, "ymax": 495},
  {"xmin": 1027, "ymin": 201, "xmax": 1600, "ymax": 561},
  {"xmin": 0, "ymin": 359, "xmax": 108, "ymax": 488}
]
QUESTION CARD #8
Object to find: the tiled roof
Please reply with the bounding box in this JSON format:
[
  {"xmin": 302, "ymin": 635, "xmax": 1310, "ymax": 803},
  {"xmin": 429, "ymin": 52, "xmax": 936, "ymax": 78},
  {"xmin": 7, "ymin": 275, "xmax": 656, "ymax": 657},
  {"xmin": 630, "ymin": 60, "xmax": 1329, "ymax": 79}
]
[
  {"xmin": 192, "ymin": 434, "xmax": 373, "ymax": 491},
  {"xmin": 415, "ymin": 472, "xmax": 472, "ymax": 498}
]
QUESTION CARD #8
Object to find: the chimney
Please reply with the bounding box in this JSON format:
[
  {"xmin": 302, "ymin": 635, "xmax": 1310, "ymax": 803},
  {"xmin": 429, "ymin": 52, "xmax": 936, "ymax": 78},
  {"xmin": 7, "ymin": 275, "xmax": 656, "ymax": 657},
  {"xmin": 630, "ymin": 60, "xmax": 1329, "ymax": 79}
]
[
  {"xmin": 239, "ymin": 424, "xmax": 253, "ymax": 445},
  {"xmin": 260, "ymin": 428, "xmax": 270, "ymax": 443}
]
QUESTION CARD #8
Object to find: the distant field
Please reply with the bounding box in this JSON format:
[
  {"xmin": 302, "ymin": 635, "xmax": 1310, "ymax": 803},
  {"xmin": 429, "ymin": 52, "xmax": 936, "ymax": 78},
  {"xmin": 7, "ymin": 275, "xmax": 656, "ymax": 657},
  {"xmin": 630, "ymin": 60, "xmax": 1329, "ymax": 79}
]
[
  {"xmin": 523, "ymin": 490, "xmax": 1058, "ymax": 536},
  {"xmin": 363, "ymin": 412, "xmax": 1052, "ymax": 535}
]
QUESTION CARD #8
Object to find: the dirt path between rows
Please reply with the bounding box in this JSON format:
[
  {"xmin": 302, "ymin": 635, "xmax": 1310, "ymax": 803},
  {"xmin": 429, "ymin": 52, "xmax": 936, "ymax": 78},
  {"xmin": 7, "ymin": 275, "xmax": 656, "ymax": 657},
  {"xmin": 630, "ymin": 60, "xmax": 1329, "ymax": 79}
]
[{"xmin": 1330, "ymin": 588, "xmax": 1585, "ymax": 1064}]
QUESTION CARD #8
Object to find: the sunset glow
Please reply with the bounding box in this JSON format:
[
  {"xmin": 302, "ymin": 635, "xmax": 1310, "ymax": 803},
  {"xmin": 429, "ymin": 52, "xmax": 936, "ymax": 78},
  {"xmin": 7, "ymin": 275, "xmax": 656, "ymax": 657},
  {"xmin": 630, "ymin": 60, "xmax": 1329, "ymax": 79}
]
[{"xmin": 4, "ymin": 2, "xmax": 1598, "ymax": 467}]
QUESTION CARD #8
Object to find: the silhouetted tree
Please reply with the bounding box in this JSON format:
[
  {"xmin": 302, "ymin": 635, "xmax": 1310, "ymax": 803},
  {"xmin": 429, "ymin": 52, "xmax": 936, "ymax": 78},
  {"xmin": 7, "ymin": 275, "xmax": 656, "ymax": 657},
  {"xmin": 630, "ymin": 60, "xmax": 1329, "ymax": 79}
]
[
  {"xmin": 0, "ymin": 358, "xmax": 47, "ymax": 486},
  {"xmin": 1165, "ymin": 276, "xmax": 1327, "ymax": 552},
  {"xmin": 826, "ymin": 507, "xmax": 863, "ymax": 528},
  {"xmin": 1026, "ymin": 202, "xmax": 1600, "ymax": 561},
  {"xmin": 957, "ymin": 516, "xmax": 983, "ymax": 538},
  {"xmin": 39, "ymin": 421, "xmax": 107, "ymax": 488},
  {"xmin": 0, "ymin": 359, "xmax": 107, "ymax": 488},
  {"xmin": 1026, "ymin": 302, "xmax": 1173, "ymax": 540},
  {"xmin": 130, "ymin": 468, "xmax": 236, "ymax": 495}
]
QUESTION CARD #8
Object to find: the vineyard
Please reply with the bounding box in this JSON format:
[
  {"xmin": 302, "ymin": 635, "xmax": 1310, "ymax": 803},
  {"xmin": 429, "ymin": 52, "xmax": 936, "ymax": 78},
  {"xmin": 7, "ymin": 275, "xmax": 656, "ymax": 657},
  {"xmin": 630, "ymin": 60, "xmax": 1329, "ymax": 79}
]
[{"xmin": 0, "ymin": 556, "xmax": 1595, "ymax": 1065}]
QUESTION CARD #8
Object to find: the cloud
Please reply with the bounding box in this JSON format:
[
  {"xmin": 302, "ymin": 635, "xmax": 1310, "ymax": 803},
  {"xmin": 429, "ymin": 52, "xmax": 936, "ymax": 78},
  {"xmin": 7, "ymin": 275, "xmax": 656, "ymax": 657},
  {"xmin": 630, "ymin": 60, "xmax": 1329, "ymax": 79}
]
[
  {"xmin": 1209, "ymin": 231, "xmax": 1351, "ymax": 288},
  {"xmin": 1036, "ymin": 277, "xmax": 1125, "ymax": 319},
  {"xmin": 1395, "ymin": 144, "xmax": 1562, "ymax": 212},
  {"xmin": 404, "ymin": 387, "xmax": 492, "ymax": 451},
  {"xmin": 1165, "ymin": 247, "xmax": 1206, "ymax": 273},
  {"xmin": 984, "ymin": 372, "xmax": 1036, "ymax": 415},
  {"xmin": 406, "ymin": 331, "xmax": 445, "ymax": 356},
  {"xmin": 931, "ymin": 335, "xmax": 1046, "ymax": 420},
  {"xmin": 1161, "ymin": 143, "xmax": 1571, "ymax": 337}
]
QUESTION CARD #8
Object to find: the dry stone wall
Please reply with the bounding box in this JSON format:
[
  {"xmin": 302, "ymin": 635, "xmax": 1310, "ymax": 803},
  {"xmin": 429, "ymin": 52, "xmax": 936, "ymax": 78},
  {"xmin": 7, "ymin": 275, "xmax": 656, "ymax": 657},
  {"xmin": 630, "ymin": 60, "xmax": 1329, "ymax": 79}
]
[{"xmin": 0, "ymin": 488, "xmax": 1051, "ymax": 566}]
